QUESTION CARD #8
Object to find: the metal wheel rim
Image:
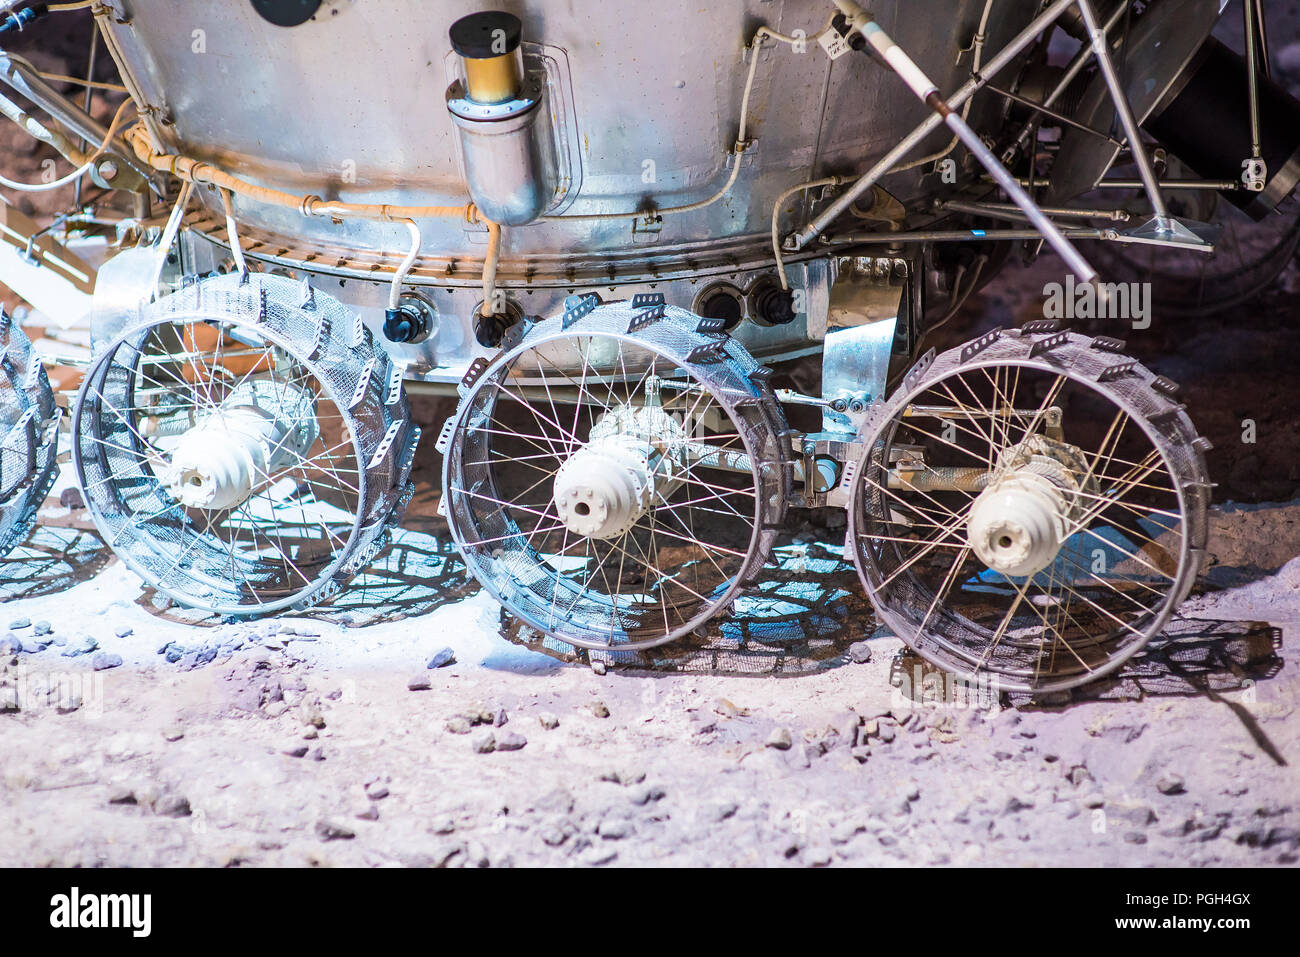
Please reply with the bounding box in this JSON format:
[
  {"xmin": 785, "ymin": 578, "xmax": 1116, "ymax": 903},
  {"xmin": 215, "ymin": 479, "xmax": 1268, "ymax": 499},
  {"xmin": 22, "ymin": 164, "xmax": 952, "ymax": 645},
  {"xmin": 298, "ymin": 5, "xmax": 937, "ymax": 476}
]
[
  {"xmin": 72, "ymin": 314, "xmax": 368, "ymax": 616},
  {"xmin": 849, "ymin": 333, "xmax": 1205, "ymax": 694},
  {"xmin": 443, "ymin": 315, "xmax": 773, "ymax": 652}
]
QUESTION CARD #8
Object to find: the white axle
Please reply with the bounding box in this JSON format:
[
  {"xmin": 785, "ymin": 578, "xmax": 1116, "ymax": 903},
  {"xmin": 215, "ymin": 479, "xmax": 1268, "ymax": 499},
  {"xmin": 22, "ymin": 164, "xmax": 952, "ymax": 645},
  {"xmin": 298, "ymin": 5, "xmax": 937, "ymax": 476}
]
[{"xmin": 165, "ymin": 379, "xmax": 318, "ymax": 511}]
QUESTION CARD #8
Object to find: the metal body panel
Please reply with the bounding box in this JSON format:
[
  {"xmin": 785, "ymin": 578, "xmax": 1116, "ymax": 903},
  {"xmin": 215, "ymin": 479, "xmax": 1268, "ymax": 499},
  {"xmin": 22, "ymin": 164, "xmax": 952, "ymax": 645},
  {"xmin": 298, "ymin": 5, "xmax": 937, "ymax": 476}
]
[{"xmin": 103, "ymin": 0, "xmax": 1032, "ymax": 270}]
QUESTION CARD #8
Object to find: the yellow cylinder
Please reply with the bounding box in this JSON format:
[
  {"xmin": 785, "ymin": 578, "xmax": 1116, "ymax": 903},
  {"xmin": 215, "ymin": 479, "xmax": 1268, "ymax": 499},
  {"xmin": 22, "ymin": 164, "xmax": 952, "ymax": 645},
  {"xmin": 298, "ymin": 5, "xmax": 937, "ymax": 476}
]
[{"xmin": 464, "ymin": 52, "xmax": 522, "ymax": 104}]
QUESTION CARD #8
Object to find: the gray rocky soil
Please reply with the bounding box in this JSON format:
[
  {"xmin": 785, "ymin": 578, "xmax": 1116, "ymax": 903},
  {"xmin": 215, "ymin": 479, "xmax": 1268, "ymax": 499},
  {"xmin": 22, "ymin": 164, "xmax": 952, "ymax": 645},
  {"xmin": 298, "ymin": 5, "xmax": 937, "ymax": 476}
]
[
  {"xmin": 0, "ymin": 455, "xmax": 1296, "ymax": 867},
  {"xmin": 1, "ymin": 5, "xmax": 1299, "ymax": 869}
]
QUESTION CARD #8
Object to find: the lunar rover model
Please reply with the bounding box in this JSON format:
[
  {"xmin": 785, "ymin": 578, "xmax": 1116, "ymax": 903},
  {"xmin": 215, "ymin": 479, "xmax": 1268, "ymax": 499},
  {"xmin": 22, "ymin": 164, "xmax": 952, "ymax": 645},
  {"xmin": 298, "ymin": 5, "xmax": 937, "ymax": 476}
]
[{"xmin": 1, "ymin": 0, "xmax": 1297, "ymax": 692}]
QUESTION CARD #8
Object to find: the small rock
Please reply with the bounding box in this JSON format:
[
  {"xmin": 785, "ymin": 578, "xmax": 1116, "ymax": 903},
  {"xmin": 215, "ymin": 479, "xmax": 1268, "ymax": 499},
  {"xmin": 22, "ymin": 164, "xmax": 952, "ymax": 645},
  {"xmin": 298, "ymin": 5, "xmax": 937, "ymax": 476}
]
[
  {"xmin": 162, "ymin": 726, "xmax": 185, "ymax": 742},
  {"xmin": 444, "ymin": 716, "xmax": 472, "ymax": 734},
  {"xmin": 426, "ymin": 647, "xmax": 456, "ymax": 669},
  {"xmin": 62, "ymin": 635, "xmax": 98, "ymax": 657},
  {"xmin": 263, "ymin": 701, "xmax": 289, "ymax": 718},
  {"xmin": 60, "ymin": 487, "xmax": 85, "ymax": 510},
  {"xmin": 284, "ymin": 745, "xmax": 309, "ymax": 758},
  {"xmin": 153, "ymin": 793, "xmax": 191, "ymax": 817},
  {"xmin": 91, "ymin": 652, "xmax": 124, "ymax": 671},
  {"xmin": 1156, "ymin": 772, "xmax": 1186, "ymax": 796},
  {"xmin": 590, "ymin": 658, "xmax": 608, "ymax": 676},
  {"xmin": 107, "ymin": 788, "xmax": 137, "ymax": 806},
  {"xmin": 366, "ymin": 785, "xmax": 390, "ymax": 800},
  {"xmin": 713, "ymin": 697, "xmax": 748, "ymax": 718},
  {"xmin": 538, "ymin": 712, "xmax": 560, "ymax": 730},
  {"xmin": 848, "ymin": 641, "xmax": 873, "ymax": 664},
  {"xmin": 471, "ymin": 731, "xmax": 496, "ymax": 754},
  {"xmin": 765, "ymin": 727, "xmax": 793, "ymax": 750},
  {"xmin": 8, "ymin": 617, "xmax": 30, "ymax": 630},
  {"xmin": 32, "ymin": 621, "xmax": 51, "ymax": 636},
  {"xmin": 804, "ymin": 846, "xmax": 833, "ymax": 867},
  {"xmin": 308, "ymin": 747, "xmax": 326, "ymax": 762},
  {"xmin": 704, "ymin": 800, "xmax": 739, "ymax": 823},
  {"xmin": 599, "ymin": 818, "xmax": 635, "ymax": 840},
  {"xmin": 492, "ymin": 708, "xmax": 508, "ymax": 727},
  {"xmin": 0, "ymin": 635, "xmax": 21, "ymax": 656},
  {"xmin": 407, "ymin": 674, "xmax": 432, "ymax": 691},
  {"xmin": 356, "ymin": 805, "xmax": 380, "ymax": 821},
  {"xmin": 629, "ymin": 784, "xmax": 666, "ymax": 806},
  {"xmin": 315, "ymin": 820, "xmax": 355, "ymax": 841},
  {"xmin": 495, "ymin": 731, "xmax": 527, "ymax": 752},
  {"xmin": 20, "ymin": 638, "xmax": 47, "ymax": 654},
  {"xmin": 588, "ymin": 701, "xmax": 610, "ymax": 718},
  {"xmin": 114, "ymin": 626, "xmax": 134, "ymax": 638}
]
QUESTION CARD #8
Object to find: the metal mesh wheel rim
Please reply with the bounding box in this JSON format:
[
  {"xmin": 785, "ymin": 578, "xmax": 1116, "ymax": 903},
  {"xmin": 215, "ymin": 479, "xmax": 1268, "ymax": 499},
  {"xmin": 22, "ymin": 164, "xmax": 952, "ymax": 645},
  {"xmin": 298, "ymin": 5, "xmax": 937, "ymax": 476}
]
[
  {"xmin": 0, "ymin": 314, "xmax": 59, "ymax": 559},
  {"xmin": 849, "ymin": 328, "xmax": 1210, "ymax": 694},
  {"xmin": 443, "ymin": 300, "xmax": 790, "ymax": 652},
  {"xmin": 73, "ymin": 273, "xmax": 418, "ymax": 615}
]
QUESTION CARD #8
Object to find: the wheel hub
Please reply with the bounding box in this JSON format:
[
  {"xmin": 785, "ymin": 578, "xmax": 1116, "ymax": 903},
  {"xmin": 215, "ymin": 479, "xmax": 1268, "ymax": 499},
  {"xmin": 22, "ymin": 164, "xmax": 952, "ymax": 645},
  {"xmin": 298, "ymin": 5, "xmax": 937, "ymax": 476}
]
[
  {"xmin": 165, "ymin": 379, "xmax": 318, "ymax": 511},
  {"xmin": 966, "ymin": 434, "xmax": 1092, "ymax": 577},
  {"xmin": 552, "ymin": 403, "xmax": 688, "ymax": 539}
]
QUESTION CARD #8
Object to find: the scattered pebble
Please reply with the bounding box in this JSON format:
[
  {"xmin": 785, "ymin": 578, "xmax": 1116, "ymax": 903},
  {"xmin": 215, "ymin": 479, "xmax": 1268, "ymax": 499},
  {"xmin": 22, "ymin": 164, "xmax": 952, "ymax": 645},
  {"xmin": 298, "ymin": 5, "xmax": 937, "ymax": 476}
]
[
  {"xmin": 356, "ymin": 805, "xmax": 380, "ymax": 821},
  {"xmin": 0, "ymin": 635, "xmax": 20, "ymax": 656},
  {"xmin": 848, "ymin": 641, "xmax": 873, "ymax": 664},
  {"xmin": 153, "ymin": 793, "xmax": 191, "ymax": 817},
  {"xmin": 1157, "ymin": 772, "xmax": 1186, "ymax": 796},
  {"xmin": 59, "ymin": 487, "xmax": 85, "ymax": 510},
  {"xmin": 315, "ymin": 820, "xmax": 355, "ymax": 841},
  {"xmin": 494, "ymin": 731, "xmax": 527, "ymax": 752},
  {"xmin": 471, "ymin": 731, "xmax": 496, "ymax": 754},
  {"xmin": 588, "ymin": 701, "xmax": 610, "ymax": 718},
  {"xmin": 427, "ymin": 647, "xmax": 456, "ymax": 669},
  {"xmin": 114, "ymin": 626, "xmax": 134, "ymax": 638},
  {"xmin": 407, "ymin": 674, "xmax": 432, "ymax": 692},
  {"xmin": 32, "ymin": 621, "xmax": 51, "ymax": 636},
  {"xmin": 92, "ymin": 652, "xmax": 124, "ymax": 671},
  {"xmin": 444, "ymin": 717, "xmax": 472, "ymax": 734},
  {"xmin": 284, "ymin": 745, "xmax": 309, "ymax": 758},
  {"xmin": 765, "ymin": 727, "xmax": 793, "ymax": 750},
  {"xmin": 590, "ymin": 659, "xmax": 607, "ymax": 676},
  {"xmin": 62, "ymin": 635, "xmax": 98, "ymax": 658},
  {"xmin": 538, "ymin": 712, "xmax": 560, "ymax": 730},
  {"xmin": 8, "ymin": 617, "xmax": 30, "ymax": 630}
]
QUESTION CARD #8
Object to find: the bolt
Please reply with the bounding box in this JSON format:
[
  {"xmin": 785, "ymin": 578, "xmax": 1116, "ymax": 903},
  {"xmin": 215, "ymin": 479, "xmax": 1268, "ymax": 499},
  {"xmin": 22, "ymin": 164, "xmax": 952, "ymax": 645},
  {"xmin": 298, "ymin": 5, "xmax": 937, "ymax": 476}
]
[{"xmin": 97, "ymin": 160, "xmax": 119, "ymax": 181}]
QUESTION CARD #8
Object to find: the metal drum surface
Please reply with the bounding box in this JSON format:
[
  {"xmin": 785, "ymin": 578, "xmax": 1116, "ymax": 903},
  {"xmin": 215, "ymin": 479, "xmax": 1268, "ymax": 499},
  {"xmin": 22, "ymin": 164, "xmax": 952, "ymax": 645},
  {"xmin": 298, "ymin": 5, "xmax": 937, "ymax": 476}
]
[{"xmin": 104, "ymin": 0, "xmax": 1034, "ymax": 277}]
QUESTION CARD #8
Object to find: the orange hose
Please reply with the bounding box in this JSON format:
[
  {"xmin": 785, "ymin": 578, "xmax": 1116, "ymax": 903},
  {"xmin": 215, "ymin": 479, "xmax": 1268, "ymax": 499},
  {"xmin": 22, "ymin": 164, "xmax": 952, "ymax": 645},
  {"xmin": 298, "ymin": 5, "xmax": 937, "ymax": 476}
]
[{"xmin": 124, "ymin": 124, "xmax": 502, "ymax": 310}]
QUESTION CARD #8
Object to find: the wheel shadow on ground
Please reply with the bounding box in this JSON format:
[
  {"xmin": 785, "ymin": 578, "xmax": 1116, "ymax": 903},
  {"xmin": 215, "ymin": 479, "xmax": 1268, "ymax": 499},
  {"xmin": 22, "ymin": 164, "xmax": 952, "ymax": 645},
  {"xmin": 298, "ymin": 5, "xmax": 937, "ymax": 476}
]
[
  {"xmin": 886, "ymin": 617, "xmax": 1283, "ymax": 713},
  {"xmin": 0, "ymin": 523, "xmax": 112, "ymax": 603},
  {"xmin": 499, "ymin": 541, "xmax": 874, "ymax": 676},
  {"xmin": 134, "ymin": 513, "xmax": 480, "ymax": 628}
]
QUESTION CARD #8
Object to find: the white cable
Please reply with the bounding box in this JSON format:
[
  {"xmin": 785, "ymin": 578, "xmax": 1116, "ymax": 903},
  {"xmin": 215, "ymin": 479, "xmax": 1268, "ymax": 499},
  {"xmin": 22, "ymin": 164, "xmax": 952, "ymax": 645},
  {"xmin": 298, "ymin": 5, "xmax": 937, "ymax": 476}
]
[
  {"xmin": 219, "ymin": 186, "xmax": 247, "ymax": 275},
  {"xmin": 151, "ymin": 179, "xmax": 194, "ymax": 298},
  {"xmin": 389, "ymin": 218, "xmax": 421, "ymax": 310},
  {"xmin": 0, "ymin": 156, "xmax": 94, "ymax": 192},
  {"xmin": 772, "ymin": 176, "xmax": 844, "ymax": 289}
]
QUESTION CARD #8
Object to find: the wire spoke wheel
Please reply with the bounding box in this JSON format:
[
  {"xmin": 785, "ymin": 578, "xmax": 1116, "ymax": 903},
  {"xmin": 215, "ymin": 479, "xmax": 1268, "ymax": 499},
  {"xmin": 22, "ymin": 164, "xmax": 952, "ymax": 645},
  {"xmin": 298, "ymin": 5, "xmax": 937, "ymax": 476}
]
[
  {"xmin": 73, "ymin": 273, "xmax": 418, "ymax": 615},
  {"xmin": 849, "ymin": 328, "xmax": 1210, "ymax": 694},
  {"xmin": 0, "ymin": 312, "xmax": 60, "ymax": 559},
  {"xmin": 442, "ymin": 300, "xmax": 790, "ymax": 651}
]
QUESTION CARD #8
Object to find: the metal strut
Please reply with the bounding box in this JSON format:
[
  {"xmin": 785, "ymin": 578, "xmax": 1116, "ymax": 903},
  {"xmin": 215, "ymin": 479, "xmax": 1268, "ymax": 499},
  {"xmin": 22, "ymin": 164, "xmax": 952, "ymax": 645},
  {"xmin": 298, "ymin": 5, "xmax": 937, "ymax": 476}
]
[{"xmin": 830, "ymin": 0, "xmax": 1098, "ymax": 282}]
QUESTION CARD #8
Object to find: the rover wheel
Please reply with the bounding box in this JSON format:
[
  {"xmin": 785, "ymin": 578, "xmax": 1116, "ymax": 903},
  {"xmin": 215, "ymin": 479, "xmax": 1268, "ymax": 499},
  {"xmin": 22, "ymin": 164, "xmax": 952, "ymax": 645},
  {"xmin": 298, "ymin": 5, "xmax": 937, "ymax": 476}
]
[
  {"xmin": 0, "ymin": 311, "xmax": 60, "ymax": 558},
  {"xmin": 73, "ymin": 273, "xmax": 419, "ymax": 615},
  {"xmin": 848, "ymin": 326, "xmax": 1211, "ymax": 693},
  {"xmin": 441, "ymin": 297, "xmax": 791, "ymax": 651}
]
